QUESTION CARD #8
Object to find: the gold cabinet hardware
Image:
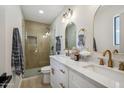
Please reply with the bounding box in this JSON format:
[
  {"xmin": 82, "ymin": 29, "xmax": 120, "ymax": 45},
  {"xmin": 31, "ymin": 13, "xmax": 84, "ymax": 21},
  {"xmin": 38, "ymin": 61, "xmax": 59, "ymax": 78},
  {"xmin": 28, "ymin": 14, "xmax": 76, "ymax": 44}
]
[
  {"xmin": 59, "ymin": 83, "xmax": 65, "ymax": 88},
  {"xmin": 60, "ymin": 69, "xmax": 65, "ymax": 74},
  {"xmin": 51, "ymin": 68, "xmax": 54, "ymax": 75},
  {"xmin": 99, "ymin": 58, "xmax": 104, "ymax": 65}
]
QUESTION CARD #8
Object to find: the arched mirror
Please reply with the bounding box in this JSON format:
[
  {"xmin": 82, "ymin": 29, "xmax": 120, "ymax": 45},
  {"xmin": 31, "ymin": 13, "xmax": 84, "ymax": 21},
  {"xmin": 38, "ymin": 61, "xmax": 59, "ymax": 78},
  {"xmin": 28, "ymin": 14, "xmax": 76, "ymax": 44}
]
[
  {"xmin": 93, "ymin": 5, "xmax": 124, "ymax": 53},
  {"xmin": 65, "ymin": 22, "xmax": 76, "ymax": 49}
]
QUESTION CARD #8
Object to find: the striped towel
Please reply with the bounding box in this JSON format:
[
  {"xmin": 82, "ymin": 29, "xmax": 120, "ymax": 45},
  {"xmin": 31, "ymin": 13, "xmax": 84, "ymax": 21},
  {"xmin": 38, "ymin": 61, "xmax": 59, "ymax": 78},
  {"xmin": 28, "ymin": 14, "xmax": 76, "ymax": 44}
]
[
  {"xmin": 11, "ymin": 28, "xmax": 24, "ymax": 75},
  {"xmin": 56, "ymin": 36, "xmax": 61, "ymax": 51},
  {"xmin": 56, "ymin": 36, "xmax": 61, "ymax": 54}
]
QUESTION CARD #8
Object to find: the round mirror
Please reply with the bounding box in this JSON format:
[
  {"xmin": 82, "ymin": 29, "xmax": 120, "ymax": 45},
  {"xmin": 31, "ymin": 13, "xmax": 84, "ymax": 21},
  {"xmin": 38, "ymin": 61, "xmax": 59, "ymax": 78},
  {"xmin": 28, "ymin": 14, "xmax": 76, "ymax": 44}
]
[{"xmin": 65, "ymin": 22, "xmax": 76, "ymax": 49}]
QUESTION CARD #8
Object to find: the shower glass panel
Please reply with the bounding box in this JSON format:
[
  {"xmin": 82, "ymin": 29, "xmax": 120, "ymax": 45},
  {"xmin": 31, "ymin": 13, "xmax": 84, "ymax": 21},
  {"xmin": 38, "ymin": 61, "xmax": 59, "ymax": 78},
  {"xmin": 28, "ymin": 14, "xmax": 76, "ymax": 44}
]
[
  {"xmin": 26, "ymin": 36, "xmax": 38, "ymax": 69},
  {"xmin": 24, "ymin": 20, "xmax": 50, "ymax": 77}
]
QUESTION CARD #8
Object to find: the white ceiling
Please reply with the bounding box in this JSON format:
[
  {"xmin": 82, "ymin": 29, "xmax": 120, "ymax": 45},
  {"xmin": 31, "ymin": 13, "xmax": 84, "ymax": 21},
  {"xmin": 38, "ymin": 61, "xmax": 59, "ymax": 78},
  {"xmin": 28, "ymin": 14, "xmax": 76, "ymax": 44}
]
[{"xmin": 21, "ymin": 5, "xmax": 65, "ymax": 24}]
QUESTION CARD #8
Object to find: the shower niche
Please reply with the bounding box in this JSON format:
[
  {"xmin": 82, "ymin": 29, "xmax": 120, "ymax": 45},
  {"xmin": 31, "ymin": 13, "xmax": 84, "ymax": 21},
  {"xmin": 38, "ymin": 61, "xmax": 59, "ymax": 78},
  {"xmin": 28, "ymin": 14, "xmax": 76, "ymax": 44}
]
[{"xmin": 27, "ymin": 36, "xmax": 38, "ymax": 53}]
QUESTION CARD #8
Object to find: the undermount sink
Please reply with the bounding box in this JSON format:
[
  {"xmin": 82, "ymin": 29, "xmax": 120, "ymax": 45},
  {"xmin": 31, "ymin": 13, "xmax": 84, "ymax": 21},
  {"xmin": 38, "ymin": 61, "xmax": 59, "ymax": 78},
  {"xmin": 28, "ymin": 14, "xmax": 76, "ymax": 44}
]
[{"xmin": 83, "ymin": 64, "xmax": 124, "ymax": 81}]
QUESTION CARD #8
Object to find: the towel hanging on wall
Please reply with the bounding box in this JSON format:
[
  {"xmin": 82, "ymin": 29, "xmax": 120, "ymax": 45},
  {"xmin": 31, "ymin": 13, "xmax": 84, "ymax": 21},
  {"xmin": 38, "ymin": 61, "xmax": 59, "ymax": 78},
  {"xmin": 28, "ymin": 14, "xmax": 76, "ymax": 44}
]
[
  {"xmin": 93, "ymin": 37, "xmax": 97, "ymax": 51},
  {"xmin": 56, "ymin": 36, "xmax": 61, "ymax": 54},
  {"xmin": 11, "ymin": 28, "xmax": 24, "ymax": 75}
]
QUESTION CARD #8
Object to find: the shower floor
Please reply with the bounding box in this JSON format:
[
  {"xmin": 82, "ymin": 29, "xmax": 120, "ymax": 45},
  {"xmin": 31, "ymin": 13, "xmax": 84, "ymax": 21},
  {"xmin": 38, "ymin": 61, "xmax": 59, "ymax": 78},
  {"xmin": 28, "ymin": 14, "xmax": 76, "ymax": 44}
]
[{"xmin": 23, "ymin": 68, "xmax": 41, "ymax": 78}]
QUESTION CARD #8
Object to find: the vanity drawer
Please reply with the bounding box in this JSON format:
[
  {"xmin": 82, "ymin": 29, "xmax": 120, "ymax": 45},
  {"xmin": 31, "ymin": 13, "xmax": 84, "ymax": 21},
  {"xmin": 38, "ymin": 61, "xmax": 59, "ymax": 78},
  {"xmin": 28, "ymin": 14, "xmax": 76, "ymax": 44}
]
[
  {"xmin": 55, "ymin": 71, "xmax": 68, "ymax": 88},
  {"xmin": 58, "ymin": 63, "xmax": 68, "ymax": 75},
  {"xmin": 51, "ymin": 58, "xmax": 68, "ymax": 77},
  {"xmin": 69, "ymin": 70, "xmax": 97, "ymax": 88},
  {"xmin": 50, "ymin": 58, "xmax": 69, "ymax": 88},
  {"xmin": 51, "ymin": 69, "xmax": 68, "ymax": 88},
  {"xmin": 56, "ymin": 63, "xmax": 68, "ymax": 88}
]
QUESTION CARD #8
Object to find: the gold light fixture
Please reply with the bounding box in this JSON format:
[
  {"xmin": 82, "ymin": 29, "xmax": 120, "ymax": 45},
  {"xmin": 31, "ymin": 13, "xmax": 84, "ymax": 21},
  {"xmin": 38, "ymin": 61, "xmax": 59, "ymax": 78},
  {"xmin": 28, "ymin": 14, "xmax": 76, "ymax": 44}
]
[
  {"xmin": 62, "ymin": 8, "xmax": 73, "ymax": 23},
  {"xmin": 80, "ymin": 28, "xmax": 86, "ymax": 32}
]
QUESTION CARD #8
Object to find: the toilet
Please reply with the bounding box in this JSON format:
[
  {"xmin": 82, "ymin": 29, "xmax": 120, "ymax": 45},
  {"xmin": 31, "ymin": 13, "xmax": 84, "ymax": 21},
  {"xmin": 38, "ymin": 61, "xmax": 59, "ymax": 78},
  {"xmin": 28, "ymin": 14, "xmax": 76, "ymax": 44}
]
[{"xmin": 41, "ymin": 66, "xmax": 50, "ymax": 84}]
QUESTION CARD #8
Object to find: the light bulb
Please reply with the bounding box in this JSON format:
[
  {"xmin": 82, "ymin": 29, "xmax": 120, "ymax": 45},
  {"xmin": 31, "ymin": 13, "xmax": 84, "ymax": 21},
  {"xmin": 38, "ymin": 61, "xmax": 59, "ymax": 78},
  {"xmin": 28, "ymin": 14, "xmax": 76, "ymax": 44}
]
[
  {"xmin": 43, "ymin": 35, "xmax": 46, "ymax": 38},
  {"xmin": 39, "ymin": 10, "xmax": 44, "ymax": 14}
]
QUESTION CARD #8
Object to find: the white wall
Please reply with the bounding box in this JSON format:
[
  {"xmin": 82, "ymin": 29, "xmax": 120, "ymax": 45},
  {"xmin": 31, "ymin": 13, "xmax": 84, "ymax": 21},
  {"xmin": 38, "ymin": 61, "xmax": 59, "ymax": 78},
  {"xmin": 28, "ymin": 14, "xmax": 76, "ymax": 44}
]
[
  {"xmin": 5, "ymin": 5, "xmax": 23, "ymax": 75},
  {"xmin": 120, "ymin": 13, "xmax": 124, "ymax": 52},
  {"xmin": 50, "ymin": 5, "xmax": 99, "ymax": 54},
  {"xmin": 0, "ymin": 6, "xmax": 6, "ymax": 75},
  {"xmin": 94, "ymin": 5, "xmax": 124, "ymax": 52},
  {"xmin": 0, "ymin": 5, "xmax": 23, "ymax": 75}
]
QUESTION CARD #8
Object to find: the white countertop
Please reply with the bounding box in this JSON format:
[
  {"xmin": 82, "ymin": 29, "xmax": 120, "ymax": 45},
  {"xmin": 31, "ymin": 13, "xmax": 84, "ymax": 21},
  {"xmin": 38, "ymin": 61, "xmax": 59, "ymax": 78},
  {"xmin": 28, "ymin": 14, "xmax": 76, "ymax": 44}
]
[{"xmin": 50, "ymin": 55, "xmax": 124, "ymax": 88}]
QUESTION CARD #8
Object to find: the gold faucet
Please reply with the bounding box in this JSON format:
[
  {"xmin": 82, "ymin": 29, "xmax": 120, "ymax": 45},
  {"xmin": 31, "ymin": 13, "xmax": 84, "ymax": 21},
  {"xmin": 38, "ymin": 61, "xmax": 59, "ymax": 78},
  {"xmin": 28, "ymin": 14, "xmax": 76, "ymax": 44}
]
[
  {"xmin": 103, "ymin": 50, "xmax": 113, "ymax": 67},
  {"xmin": 113, "ymin": 49, "xmax": 118, "ymax": 54}
]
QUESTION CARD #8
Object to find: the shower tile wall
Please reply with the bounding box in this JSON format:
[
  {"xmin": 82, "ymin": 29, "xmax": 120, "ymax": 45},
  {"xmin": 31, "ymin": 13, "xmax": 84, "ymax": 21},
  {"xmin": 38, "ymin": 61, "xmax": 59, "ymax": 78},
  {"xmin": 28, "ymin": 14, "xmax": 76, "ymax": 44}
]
[{"xmin": 25, "ymin": 20, "xmax": 50, "ymax": 69}]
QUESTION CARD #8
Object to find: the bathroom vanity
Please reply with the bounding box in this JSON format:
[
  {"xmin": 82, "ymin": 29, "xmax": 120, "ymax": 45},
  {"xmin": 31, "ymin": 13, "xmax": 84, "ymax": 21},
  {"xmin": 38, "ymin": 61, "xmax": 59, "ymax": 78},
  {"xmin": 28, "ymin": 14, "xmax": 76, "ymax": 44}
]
[
  {"xmin": 50, "ymin": 55, "xmax": 124, "ymax": 88},
  {"xmin": 49, "ymin": 5, "xmax": 124, "ymax": 88}
]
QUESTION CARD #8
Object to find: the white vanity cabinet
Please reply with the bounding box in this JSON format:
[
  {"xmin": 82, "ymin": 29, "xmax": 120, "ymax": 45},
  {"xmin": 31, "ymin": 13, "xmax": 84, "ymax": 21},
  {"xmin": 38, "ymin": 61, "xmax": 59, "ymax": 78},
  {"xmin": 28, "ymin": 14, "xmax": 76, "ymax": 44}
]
[
  {"xmin": 50, "ymin": 58, "xmax": 68, "ymax": 88},
  {"xmin": 50, "ymin": 57, "xmax": 105, "ymax": 88},
  {"xmin": 50, "ymin": 59, "xmax": 58, "ymax": 88},
  {"xmin": 68, "ymin": 69, "xmax": 105, "ymax": 88}
]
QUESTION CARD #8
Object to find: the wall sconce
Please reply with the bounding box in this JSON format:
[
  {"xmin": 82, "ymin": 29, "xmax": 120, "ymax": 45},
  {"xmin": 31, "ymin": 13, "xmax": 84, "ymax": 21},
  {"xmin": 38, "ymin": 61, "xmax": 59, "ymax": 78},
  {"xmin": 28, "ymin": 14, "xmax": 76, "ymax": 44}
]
[
  {"xmin": 80, "ymin": 28, "xmax": 86, "ymax": 32},
  {"xmin": 78, "ymin": 28, "xmax": 86, "ymax": 35},
  {"xmin": 62, "ymin": 8, "xmax": 73, "ymax": 23}
]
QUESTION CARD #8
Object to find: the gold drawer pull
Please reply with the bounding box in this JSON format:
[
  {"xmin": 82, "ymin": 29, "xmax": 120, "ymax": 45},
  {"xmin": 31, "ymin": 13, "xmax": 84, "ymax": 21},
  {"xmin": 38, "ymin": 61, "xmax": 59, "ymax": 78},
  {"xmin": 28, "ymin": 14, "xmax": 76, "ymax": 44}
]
[
  {"xmin": 51, "ymin": 68, "xmax": 54, "ymax": 75},
  {"xmin": 59, "ymin": 83, "xmax": 65, "ymax": 88},
  {"xmin": 60, "ymin": 69, "xmax": 65, "ymax": 74}
]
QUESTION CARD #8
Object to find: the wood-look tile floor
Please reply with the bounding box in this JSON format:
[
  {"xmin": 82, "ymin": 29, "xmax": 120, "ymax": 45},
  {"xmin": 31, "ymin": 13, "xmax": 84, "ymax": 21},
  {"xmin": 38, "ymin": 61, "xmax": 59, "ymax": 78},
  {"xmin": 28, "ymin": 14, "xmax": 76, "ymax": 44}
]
[{"xmin": 20, "ymin": 75, "xmax": 51, "ymax": 88}]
